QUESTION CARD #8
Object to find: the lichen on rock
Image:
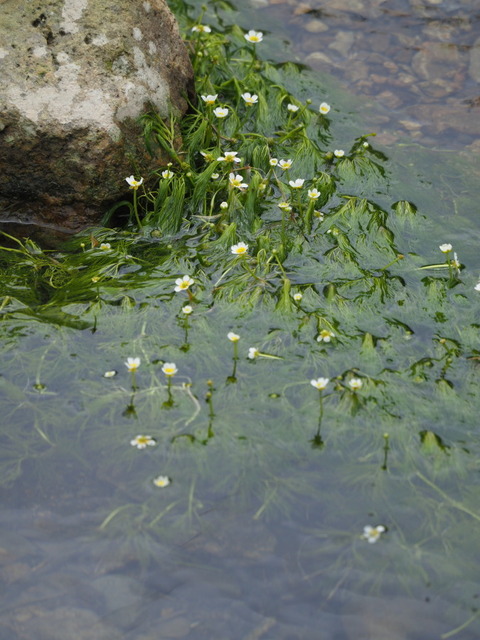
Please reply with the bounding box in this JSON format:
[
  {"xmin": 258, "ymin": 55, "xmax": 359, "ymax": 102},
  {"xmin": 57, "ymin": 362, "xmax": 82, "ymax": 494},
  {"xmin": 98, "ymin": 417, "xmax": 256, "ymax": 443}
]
[{"xmin": 0, "ymin": 0, "xmax": 194, "ymax": 237}]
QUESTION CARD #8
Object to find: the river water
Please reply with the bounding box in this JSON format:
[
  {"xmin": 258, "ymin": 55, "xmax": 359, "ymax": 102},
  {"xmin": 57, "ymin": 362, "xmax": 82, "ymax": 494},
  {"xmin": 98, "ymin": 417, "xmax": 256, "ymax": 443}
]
[{"xmin": 1, "ymin": 1, "xmax": 480, "ymax": 639}]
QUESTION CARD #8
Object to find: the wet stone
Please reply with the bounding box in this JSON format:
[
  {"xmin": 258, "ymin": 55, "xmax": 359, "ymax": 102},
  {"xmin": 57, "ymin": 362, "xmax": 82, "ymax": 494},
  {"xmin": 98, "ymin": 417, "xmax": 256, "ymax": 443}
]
[
  {"xmin": 304, "ymin": 19, "xmax": 329, "ymax": 34},
  {"xmin": 328, "ymin": 31, "xmax": 356, "ymax": 57},
  {"xmin": 411, "ymin": 42, "xmax": 465, "ymax": 81},
  {"xmin": 91, "ymin": 574, "xmax": 143, "ymax": 613},
  {"xmin": 304, "ymin": 51, "xmax": 336, "ymax": 68}
]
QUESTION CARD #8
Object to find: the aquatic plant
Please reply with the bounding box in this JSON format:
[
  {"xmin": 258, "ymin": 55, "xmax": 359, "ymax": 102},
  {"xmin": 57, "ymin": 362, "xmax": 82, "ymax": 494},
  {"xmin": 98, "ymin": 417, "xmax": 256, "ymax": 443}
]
[{"xmin": 0, "ymin": 1, "xmax": 479, "ymax": 632}]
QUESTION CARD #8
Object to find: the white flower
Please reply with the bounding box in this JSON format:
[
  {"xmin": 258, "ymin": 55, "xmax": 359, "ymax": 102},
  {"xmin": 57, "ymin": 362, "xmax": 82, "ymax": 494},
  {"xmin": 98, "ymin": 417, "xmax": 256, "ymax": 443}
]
[
  {"xmin": 244, "ymin": 30, "xmax": 263, "ymax": 43},
  {"xmin": 229, "ymin": 173, "xmax": 248, "ymax": 190},
  {"xmin": 231, "ymin": 242, "xmax": 249, "ymax": 255},
  {"xmin": 248, "ymin": 347, "xmax": 260, "ymax": 359},
  {"xmin": 103, "ymin": 370, "xmax": 117, "ymax": 378},
  {"xmin": 125, "ymin": 175, "xmax": 144, "ymax": 190},
  {"xmin": 211, "ymin": 173, "xmax": 220, "ymax": 180},
  {"xmin": 362, "ymin": 525, "xmax": 385, "ymax": 544},
  {"xmin": 125, "ymin": 357, "xmax": 141, "ymax": 372},
  {"xmin": 334, "ymin": 149, "xmax": 345, "ymax": 158},
  {"xmin": 201, "ymin": 94, "xmax": 217, "ymax": 105},
  {"xmin": 310, "ymin": 377, "xmax": 329, "ymax": 390},
  {"xmin": 220, "ymin": 201, "xmax": 228, "ymax": 210},
  {"xmin": 162, "ymin": 362, "xmax": 178, "ymax": 376},
  {"xmin": 363, "ymin": 141, "xmax": 369, "ymax": 148},
  {"xmin": 153, "ymin": 475, "xmax": 171, "ymax": 488},
  {"xmin": 475, "ymin": 282, "xmax": 480, "ymax": 291},
  {"xmin": 319, "ymin": 102, "xmax": 331, "ymax": 114},
  {"xmin": 439, "ymin": 243, "xmax": 452, "ymax": 253},
  {"xmin": 314, "ymin": 210, "xmax": 325, "ymax": 220},
  {"xmin": 278, "ymin": 159, "xmax": 293, "ymax": 170},
  {"xmin": 241, "ymin": 92, "xmax": 258, "ymax": 106},
  {"xmin": 287, "ymin": 103, "xmax": 299, "ymax": 112},
  {"xmin": 192, "ymin": 25, "xmax": 212, "ymax": 33},
  {"xmin": 269, "ymin": 158, "xmax": 279, "ymax": 166},
  {"xmin": 317, "ymin": 329, "xmax": 335, "ymax": 343},
  {"xmin": 289, "ymin": 179, "xmax": 305, "ymax": 189},
  {"xmin": 217, "ymin": 151, "xmax": 242, "ymax": 163},
  {"xmin": 200, "ymin": 150, "xmax": 214, "ymax": 162},
  {"xmin": 213, "ymin": 107, "xmax": 229, "ymax": 118},
  {"xmin": 228, "ymin": 332, "xmax": 240, "ymax": 342},
  {"xmin": 174, "ymin": 275, "xmax": 194, "ymax": 292},
  {"xmin": 182, "ymin": 305, "xmax": 193, "ymax": 315},
  {"xmin": 130, "ymin": 435, "xmax": 156, "ymax": 449},
  {"xmin": 348, "ymin": 377, "xmax": 363, "ymax": 390},
  {"xmin": 308, "ymin": 188, "xmax": 321, "ymax": 200},
  {"xmin": 293, "ymin": 292, "xmax": 303, "ymax": 302},
  {"xmin": 278, "ymin": 201, "xmax": 292, "ymax": 211},
  {"xmin": 162, "ymin": 169, "xmax": 174, "ymax": 179},
  {"xmin": 99, "ymin": 242, "xmax": 111, "ymax": 251}
]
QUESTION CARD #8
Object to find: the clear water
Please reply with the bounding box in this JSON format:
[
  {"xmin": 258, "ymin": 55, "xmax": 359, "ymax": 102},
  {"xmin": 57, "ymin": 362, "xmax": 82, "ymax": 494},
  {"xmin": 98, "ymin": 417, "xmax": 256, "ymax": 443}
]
[{"xmin": 1, "ymin": 1, "xmax": 480, "ymax": 639}]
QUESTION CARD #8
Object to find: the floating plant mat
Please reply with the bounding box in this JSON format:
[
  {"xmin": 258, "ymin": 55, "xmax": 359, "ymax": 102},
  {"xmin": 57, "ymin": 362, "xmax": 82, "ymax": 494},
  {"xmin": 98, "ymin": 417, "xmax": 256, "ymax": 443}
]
[{"xmin": 1, "ymin": 1, "xmax": 480, "ymax": 639}]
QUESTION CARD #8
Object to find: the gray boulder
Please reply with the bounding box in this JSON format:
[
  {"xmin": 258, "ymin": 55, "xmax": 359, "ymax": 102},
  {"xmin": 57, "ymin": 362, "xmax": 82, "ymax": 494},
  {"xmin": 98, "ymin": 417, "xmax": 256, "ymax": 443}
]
[{"xmin": 0, "ymin": 0, "xmax": 194, "ymax": 238}]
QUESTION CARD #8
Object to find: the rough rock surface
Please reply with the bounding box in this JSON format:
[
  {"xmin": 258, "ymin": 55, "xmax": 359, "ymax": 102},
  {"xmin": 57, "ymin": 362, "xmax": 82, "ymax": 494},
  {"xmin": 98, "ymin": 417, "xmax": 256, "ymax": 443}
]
[{"xmin": 0, "ymin": 0, "xmax": 194, "ymax": 237}]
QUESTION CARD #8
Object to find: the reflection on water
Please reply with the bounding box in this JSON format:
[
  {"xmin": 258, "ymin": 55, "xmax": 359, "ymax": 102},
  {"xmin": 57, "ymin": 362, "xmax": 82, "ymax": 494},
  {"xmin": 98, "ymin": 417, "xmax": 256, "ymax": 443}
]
[{"xmin": 258, "ymin": 0, "xmax": 480, "ymax": 150}]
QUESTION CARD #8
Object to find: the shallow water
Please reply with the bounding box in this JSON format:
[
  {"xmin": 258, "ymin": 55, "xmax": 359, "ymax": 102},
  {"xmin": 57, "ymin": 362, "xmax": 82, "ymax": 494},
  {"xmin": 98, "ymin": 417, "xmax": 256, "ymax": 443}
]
[{"xmin": 1, "ymin": 1, "xmax": 480, "ymax": 639}]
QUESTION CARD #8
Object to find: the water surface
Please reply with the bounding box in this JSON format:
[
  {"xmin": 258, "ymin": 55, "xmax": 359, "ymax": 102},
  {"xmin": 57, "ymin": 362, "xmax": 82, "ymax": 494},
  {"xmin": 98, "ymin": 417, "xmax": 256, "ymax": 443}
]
[{"xmin": 1, "ymin": 1, "xmax": 480, "ymax": 639}]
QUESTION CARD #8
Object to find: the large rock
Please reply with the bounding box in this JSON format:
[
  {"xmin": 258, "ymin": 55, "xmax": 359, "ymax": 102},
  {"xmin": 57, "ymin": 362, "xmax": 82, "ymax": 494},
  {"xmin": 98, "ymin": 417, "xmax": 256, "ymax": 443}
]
[{"xmin": 0, "ymin": 0, "xmax": 194, "ymax": 238}]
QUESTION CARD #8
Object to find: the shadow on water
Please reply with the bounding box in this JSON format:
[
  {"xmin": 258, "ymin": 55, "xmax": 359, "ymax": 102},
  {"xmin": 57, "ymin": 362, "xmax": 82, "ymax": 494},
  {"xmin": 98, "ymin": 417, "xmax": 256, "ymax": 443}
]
[{"xmin": 1, "ymin": 0, "xmax": 480, "ymax": 639}]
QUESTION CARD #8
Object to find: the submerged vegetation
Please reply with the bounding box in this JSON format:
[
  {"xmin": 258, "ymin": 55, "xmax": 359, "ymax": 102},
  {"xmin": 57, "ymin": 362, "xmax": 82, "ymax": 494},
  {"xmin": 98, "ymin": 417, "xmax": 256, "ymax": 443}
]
[{"xmin": 1, "ymin": 0, "xmax": 480, "ymax": 633}]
